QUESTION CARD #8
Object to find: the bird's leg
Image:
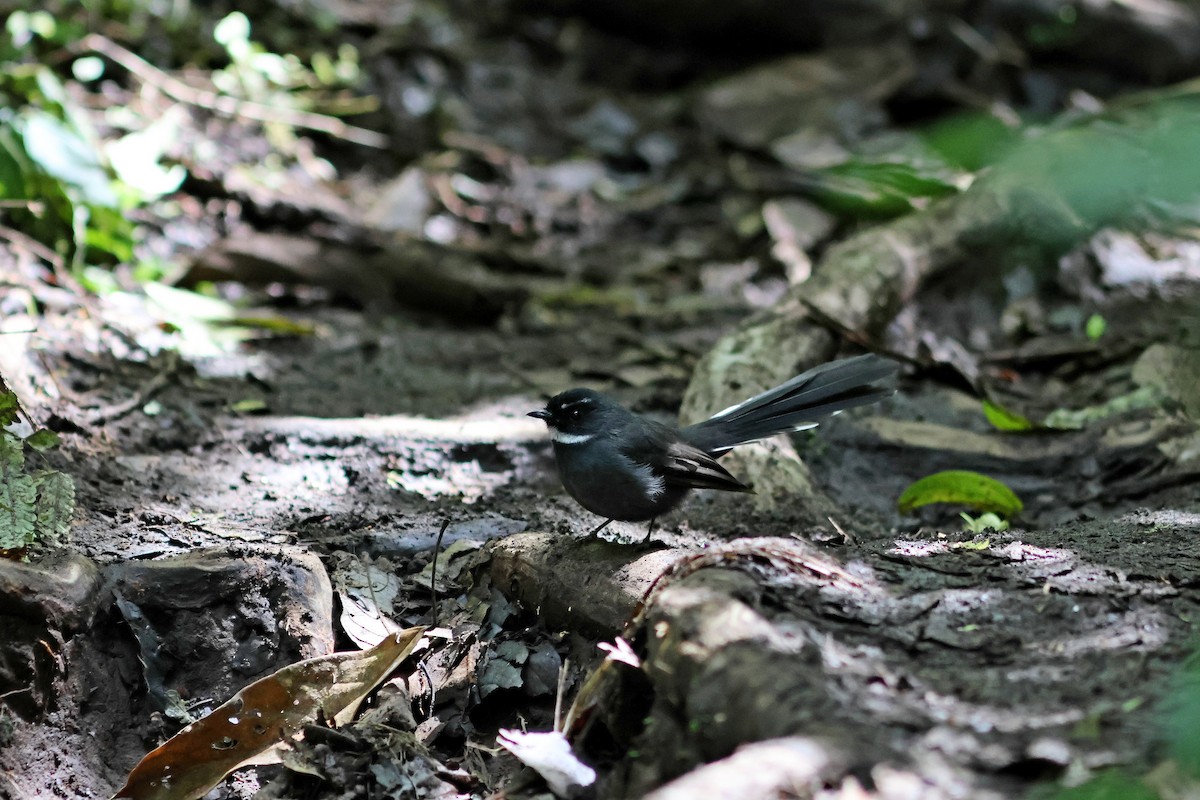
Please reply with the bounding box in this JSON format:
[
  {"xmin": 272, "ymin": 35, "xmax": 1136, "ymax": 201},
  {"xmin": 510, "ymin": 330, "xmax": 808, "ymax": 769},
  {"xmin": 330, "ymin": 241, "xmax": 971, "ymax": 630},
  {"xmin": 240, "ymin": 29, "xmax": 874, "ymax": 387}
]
[
  {"xmin": 587, "ymin": 518, "xmax": 615, "ymax": 538},
  {"xmin": 642, "ymin": 517, "xmax": 657, "ymax": 543}
]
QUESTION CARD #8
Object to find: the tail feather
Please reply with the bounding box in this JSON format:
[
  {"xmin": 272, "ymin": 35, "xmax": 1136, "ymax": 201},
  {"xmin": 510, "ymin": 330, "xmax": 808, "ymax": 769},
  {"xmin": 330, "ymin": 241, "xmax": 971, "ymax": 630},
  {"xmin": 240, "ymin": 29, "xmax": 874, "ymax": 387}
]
[{"xmin": 682, "ymin": 354, "xmax": 897, "ymax": 454}]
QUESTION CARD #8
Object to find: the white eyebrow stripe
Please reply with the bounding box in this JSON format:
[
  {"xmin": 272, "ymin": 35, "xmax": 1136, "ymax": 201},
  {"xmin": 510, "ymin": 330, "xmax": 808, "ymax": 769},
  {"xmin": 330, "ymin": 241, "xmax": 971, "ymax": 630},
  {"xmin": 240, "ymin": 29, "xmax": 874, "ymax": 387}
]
[
  {"xmin": 550, "ymin": 429, "xmax": 595, "ymax": 445},
  {"xmin": 558, "ymin": 397, "xmax": 594, "ymax": 410}
]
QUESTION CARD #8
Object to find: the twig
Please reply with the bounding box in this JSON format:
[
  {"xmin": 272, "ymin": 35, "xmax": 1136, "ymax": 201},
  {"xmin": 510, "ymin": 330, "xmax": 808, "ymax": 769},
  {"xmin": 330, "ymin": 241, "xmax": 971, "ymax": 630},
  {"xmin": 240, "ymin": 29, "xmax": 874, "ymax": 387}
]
[
  {"xmin": 0, "ymin": 224, "xmax": 64, "ymax": 272},
  {"xmin": 35, "ymin": 351, "xmax": 70, "ymax": 409},
  {"xmin": 826, "ymin": 515, "xmax": 854, "ymax": 545},
  {"xmin": 73, "ymin": 33, "xmax": 389, "ymax": 149},
  {"xmin": 0, "ymin": 200, "xmax": 46, "ymax": 212},
  {"xmin": 83, "ymin": 352, "xmax": 179, "ymax": 426},
  {"xmin": 0, "ymin": 222, "xmax": 95, "ymax": 311},
  {"xmin": 429, "ymin": 518, "xmax": 450, "ymax": 627},
  {"xmin": 553, "ymin": 657, "xmax": 570, "ymax": 733}
]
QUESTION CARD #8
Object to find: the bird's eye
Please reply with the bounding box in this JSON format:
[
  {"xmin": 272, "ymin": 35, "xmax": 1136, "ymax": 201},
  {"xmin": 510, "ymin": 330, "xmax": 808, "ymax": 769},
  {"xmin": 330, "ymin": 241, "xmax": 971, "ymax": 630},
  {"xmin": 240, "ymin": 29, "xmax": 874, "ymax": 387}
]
[{"xmin": 568, "ymin": 407, "xmax": 582, "ymax": 420}]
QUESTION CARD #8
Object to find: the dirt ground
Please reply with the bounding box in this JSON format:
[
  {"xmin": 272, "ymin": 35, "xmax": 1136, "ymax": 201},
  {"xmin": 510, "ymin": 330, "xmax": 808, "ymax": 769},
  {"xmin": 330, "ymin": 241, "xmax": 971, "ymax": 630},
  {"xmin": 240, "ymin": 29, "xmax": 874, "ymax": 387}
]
[
  {"xmin": 1, "ymin": 289, "xmax": 1197, "ymax": 800},
  {"xmin": 2, "ymin": 3, "xmax": 1200, "ymax": 799}
]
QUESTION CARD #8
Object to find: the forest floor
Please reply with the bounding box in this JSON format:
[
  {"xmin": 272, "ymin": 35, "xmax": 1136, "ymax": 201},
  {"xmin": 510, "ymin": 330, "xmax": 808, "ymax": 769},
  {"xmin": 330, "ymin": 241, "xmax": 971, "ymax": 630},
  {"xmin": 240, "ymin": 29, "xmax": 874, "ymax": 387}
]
[{"xmin": 2, "ymin": 3, "xmax": 1200, "ymax": 799}]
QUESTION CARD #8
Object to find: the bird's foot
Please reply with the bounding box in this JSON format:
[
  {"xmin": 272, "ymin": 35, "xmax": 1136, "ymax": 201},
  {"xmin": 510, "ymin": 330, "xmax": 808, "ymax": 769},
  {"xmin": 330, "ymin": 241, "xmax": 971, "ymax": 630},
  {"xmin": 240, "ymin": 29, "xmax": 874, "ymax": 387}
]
[{"xmin": 586, "ymin": 518, "xmax": 615, "ymax": 539}]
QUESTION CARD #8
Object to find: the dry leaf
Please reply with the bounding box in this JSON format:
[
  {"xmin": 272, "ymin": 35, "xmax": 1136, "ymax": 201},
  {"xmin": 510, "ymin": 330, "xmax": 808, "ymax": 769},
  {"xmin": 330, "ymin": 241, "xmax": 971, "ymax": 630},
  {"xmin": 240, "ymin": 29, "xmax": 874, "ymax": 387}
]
[{"xmin": 113, "ymin": 626, "xmax": 425, "ymax": 800}]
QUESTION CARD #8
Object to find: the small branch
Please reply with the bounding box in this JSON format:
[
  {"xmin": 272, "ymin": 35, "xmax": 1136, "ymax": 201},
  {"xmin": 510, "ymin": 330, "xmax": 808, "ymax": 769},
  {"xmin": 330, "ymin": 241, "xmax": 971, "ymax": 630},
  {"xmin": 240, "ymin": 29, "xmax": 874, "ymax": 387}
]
[
  {"xmin": 0, "ymin": 224, "xmax": 64, "ymax": 272},
  {"xmin": 83, "ymin": 352, "xmax": 179, "ymax": 426},
  {"xmin": 429, "ymin": 518, "xmax": 450, "ymax": 627},
  {"xmin": 74, "ymin": 33, "xmax": 389, "ymax": 149},
  {"xmin": 554, "ymin": 657, "xmax": 570, "ymax": 733},
  {"xmin": 0, "ymin": 200, "xmax": 47, "ymax": 213}
]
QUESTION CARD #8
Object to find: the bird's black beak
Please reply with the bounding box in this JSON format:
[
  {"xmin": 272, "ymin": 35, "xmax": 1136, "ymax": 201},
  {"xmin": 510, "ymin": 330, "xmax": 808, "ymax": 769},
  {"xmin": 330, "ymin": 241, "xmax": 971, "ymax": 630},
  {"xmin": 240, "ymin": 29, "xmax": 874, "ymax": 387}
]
[{"xmin": 528, "ymin": 409, "xmax": 552, "ymax": 421}]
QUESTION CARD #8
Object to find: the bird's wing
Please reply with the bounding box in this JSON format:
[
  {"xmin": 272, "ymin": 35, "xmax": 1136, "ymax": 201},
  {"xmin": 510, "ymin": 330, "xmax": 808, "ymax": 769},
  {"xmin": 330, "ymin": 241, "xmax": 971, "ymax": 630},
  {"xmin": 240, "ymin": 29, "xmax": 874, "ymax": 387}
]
[
  {"xmin": 657, "ymin": 440, "xmax": 753, "ymax": 492},
  {"xmin": 616, "ymin": 419, "xmax": 751, "ymax": 493}
]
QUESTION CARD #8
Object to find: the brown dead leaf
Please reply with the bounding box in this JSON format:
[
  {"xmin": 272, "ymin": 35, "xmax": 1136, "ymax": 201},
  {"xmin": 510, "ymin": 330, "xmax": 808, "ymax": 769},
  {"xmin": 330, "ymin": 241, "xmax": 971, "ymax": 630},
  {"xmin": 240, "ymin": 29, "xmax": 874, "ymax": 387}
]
[{"xmin": 112, "ymin": 626, "xmax": 426, "ymax": 800}]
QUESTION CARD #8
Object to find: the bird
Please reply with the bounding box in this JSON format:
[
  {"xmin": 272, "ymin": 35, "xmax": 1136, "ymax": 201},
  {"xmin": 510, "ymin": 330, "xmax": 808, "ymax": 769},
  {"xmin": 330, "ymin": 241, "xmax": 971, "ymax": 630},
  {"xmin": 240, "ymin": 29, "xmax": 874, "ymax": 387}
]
[{"xmin": 528, "ymin": 353, "xmax": 898, "ymax": 540}]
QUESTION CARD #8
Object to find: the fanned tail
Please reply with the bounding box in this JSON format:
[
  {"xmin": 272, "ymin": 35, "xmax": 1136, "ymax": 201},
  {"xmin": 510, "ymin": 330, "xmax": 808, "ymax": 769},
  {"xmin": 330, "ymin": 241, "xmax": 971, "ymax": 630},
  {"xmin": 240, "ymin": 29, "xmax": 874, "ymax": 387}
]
[{"xmin": 682, "ymin": 354, "xmax": 897, "ymax": 455}]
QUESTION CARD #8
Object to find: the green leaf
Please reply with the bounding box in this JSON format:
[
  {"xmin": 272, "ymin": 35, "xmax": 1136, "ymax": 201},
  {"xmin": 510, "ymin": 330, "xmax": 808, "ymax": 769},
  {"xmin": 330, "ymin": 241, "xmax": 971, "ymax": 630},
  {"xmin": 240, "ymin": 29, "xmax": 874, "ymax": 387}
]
[
  {"xmin": 225, "ymin": 315, "xmax": 316, "ymax": 336},
  {"xmin": 106, "ymin": 109, "xmax": 187, "ymax": 201},
  {"xmin": 143, "ymin": 282, "xmax": 236, "ymax": 322},
  {"xmin": 982, "ymin": 98, "xmax": 1200, "ymax": 243},
  {"xmin": 229, "ymin": 398, "xmax": 269, "ymax": 414},
  {"xmin": 806, "ymin": 160, "xmax": 960, "ymax": 218},
  {"xmin": 83, "ymin": 205, "xmax": 136, "ymax": 261},
  {"xmin": 922, "ymin": 111, "xmax": 1022, "ymax": 171},
  {"xmin": 1086, "ymin": 313, "xmax": 1107, "ymax": 340},
  {"xmin": 0, "ymin": 129, "xmax": 30, "ymax": 200},
  {"xmin": 0, "ymin": 433, "xmax": 37, "ymax": 548},
  {"xmin": 0, "ymin": 124, "xmax": 79, "ymax": 250},
  {"xmin": 1163, "ymin": 649, "xmax": 1200, "ymax": 777},
  {"xmin": 1037, "ymin": 771, "xmax": 1157, "ymax": 800},
  {"xmin": 898, "ymin": 470, "xmax": 1024, "ymax": 517},
  {"xmin": 24, "ymin": 428, "xmax": 60, "ymax": 451},
  {"xmin": 982, "ymin": 399, "xmax": 1035, "ymax": 432},
  {"xmin": 0, "ymin": 391, "xmax": 20, "ymax": 427},
  {"xmin": 1044, "ymin": 385, "xmax": 1165, "ymax": 430},
  {"xmin": 960, "ymin": 512, "xmax": 1009, "ymax": 533},
  {"xmin": 32, "ymin": 470, "xmax": 74, "ymax": 546},
  {"xmin": 20, "ymin": 109, "xmax": 117, "ymax": 207}
]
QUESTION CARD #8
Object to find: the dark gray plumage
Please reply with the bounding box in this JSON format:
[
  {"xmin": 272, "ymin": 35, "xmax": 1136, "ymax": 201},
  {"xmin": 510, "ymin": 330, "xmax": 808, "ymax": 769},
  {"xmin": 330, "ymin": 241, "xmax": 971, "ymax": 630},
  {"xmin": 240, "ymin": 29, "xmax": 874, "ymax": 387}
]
[{"xmin": 528, "ymin": 354, "xmax": 898, "ymax": 536}]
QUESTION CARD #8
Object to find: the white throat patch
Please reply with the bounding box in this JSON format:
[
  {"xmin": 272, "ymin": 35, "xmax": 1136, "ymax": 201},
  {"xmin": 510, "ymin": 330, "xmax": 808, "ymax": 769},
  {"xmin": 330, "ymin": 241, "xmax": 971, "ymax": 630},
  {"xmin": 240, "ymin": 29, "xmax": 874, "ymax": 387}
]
[{"xmin": 550, "ymin": 428, "xmax": 595, "ymax": 445}]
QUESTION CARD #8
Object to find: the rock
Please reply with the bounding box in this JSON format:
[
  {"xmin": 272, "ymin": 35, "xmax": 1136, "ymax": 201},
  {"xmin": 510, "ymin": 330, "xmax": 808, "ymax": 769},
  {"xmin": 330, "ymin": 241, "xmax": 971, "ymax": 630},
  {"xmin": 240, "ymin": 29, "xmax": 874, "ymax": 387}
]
[
  {"xmin": 1133, "ymin": 343, "xmax": 1200, "ymax": 418},
  {"xmin": 0, "ymin": 552, "xmax": 103, "ymax": 632},
  {"xmin": 680, "ymin": 318, "xmax": 840, "ymax": 519},
  {"xmin": 108, "ymin": 547, "xmax": 335, "ymax": 702},
  {"xmin": 0, "ymin": 553, "xmax": 103, "ymax": 720}
]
